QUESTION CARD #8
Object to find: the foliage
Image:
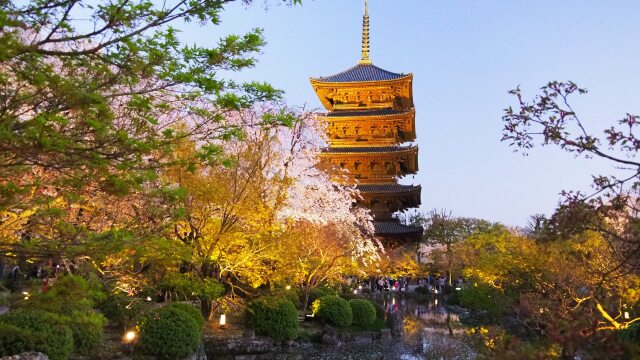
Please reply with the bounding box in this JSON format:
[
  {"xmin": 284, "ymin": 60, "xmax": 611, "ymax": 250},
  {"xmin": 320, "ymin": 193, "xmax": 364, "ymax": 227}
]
[
  {"xmin": 18, "ymin": 275, "xmax": 105, "ymax": 315},
  {"xmin": 312, "ymin": 295, "xmax": 352, "ymax": 328},
  {"xmin": 458, "ymin": 285, "xmax": 513, "ymax": 323},
  {"xmin": 308, "ymin": 287, "xmax": 335, "ymax": 307},
  {"xmin": 421, "ymin": 209, "xmax": 501, "ymax": 284},
  {"xmin": 348, "ymin": 299, "xmax": 376, "ymax": 327},
  {"xmin": 160, "ymin": 273, "xmax": 225, "ymax": 304},
  {"xmin": 67, "ymin": 313, "xmax": 107, "ymax": 356},
  {"xmin": 139, "ymin": 306, "xmax": 201, "ymax": 360},
  {"xmin": 163, "ymin": 303, "xmax": 205, "ymax": 330},
  {"xmin": 246, "ymin": 295, "xmax": 298, "ymax": 341},
  {"xmin": 98, "ymin": 292, "xmax": 153, "ymax": 328},
  {"xmin": 0, "ymin": 323, "xmax": 39, "ymax": 357},
  {"xmin": 0, "ymin": 309, "xmax": 73, "ymax": 360}
]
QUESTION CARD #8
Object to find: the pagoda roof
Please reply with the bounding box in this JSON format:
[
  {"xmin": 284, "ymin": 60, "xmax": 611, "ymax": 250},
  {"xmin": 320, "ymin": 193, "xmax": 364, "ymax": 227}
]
[
  {"xmin": 357, "ymin": 184, "xmax": 421, "ymax": 193},
  {"xmin": 374, "ymin": 221, "xmax": 423, "ymax": 235},
  {"xmin": 326, "ymin": 109, "xmax": 410, "ymax": 118},
  {"xmin": 322, "ymin": 146, "xmax": 416, "ymax": 154},
  {"xmin": 312, "ymin": 64, "xmax": 408, "ymax": 83}
]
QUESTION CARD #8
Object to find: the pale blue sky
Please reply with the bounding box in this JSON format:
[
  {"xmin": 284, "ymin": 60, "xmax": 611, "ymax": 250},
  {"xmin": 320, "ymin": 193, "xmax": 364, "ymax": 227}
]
[{"xmin": 180, "ymin": 0, "xmax": 640, "ymax": 226}]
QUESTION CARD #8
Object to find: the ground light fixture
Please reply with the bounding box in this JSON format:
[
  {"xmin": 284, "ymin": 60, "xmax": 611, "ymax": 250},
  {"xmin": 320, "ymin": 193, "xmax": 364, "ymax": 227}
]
[
  {"xmin": 124, "ymin": 330, "xmax": 136, "ymax": 343},
  {"xmin": 285, "ymin": 285, "xmax": 291, "ymax": 290},
  {"xmin": 220, "ymin": 314, "xmax": 226, "ymax": 327}
]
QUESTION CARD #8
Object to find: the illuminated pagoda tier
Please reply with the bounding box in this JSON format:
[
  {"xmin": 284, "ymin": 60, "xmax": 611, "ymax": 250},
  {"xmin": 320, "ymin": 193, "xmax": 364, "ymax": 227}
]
[{"xmin": 310, "ymin": 0, "xmax": 422, "ymax": 245}]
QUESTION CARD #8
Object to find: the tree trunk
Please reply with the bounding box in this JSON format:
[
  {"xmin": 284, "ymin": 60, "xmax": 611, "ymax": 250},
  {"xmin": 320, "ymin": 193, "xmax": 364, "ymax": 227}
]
[
  {"xmin": 302, "ymin": 287, "xmax": 311, "ymax": 316},
  {"xmin": 200, "ymin": 299, "xmax": 214, "ymax": 320}
]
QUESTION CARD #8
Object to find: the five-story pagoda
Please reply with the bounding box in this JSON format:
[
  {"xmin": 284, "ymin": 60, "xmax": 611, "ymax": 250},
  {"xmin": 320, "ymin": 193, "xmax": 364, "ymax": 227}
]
[{"xmin": 310, "ymin": 0, "xmax": 422, "ymax": 246}]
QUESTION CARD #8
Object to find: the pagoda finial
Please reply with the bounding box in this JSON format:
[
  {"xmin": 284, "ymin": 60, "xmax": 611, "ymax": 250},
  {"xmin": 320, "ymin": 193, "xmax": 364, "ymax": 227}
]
[{"xmin": 359, "ymin": 0, "xmax": 372, "ymax": 65}]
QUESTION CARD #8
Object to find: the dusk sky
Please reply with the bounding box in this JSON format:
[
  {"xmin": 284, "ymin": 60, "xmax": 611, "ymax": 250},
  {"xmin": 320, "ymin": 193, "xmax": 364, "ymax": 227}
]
[{"xmin": 180, "ymin": 0, "xmax": 640, "ymax": 226}]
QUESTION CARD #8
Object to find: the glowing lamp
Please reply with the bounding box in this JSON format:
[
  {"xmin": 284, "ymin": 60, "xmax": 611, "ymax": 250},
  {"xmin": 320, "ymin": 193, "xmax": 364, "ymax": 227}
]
[
  {"xmin": 124, "ymin": 330, "xmax": 136, "ymax": 343},
  {"xmin": 455, "ymin": 287, "xmax": 462, "ymax": 291},
  {"xmin": 220, "ymin": 314, "xmax": 226, "ymax": 326},
  {"xmin": 285, "ymin": 285, "xmax": 291, "ymax": 290},
  {"xmin": 353, "ymin": 289, "xmax": 358, "ymax": 294},
  {"xmin": 358, "ymin": 285, "xmax": 362, "ymax": 290},
  {"xmin": 624, "ymin": 311, "xmax": 630, "ymax": 319}
]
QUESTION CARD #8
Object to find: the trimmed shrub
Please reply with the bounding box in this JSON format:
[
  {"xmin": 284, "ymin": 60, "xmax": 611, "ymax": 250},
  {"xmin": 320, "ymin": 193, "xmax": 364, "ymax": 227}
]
[
  {"xmin": 349, "ymin": 299, "xmax": 376, "ymax": 327},
  {"xmin": 246, "ymin": 296, "xmax": 298, "ymax": 341},
  {"xmin": 164, "ymin": 303, "xmax": 205, "ymax": 330},
  {"xmin": 139, "ymin": 306, "xmax": 201, "ymax": 360},
  {"xmin": 67, "ymin": 313, "xmax": 106, "ymax": 355},
  {"xmin": 0, "ymin": 323, "xmax": 39, "ymax": 356},
  {"xmin": 312, "ymin": 295, "xmax": 352, "ymax": 328},
  {"xmin": 98, "ymin": 293, "xmax": 153, "ymax": 328},
  {"xmin": 19, "ymin": 275, "xmax": 105, "ymax": 316},
  {"xmin": 372, "ymin": 301, "xmax": 386, "ymax": 320},
  {"xmin": 0, "ymin": 309, "xmax": 73, "ymax": 360},
  {"xmin": 458, "ymin": 284, "xmax": 513, "ymax": 322}
]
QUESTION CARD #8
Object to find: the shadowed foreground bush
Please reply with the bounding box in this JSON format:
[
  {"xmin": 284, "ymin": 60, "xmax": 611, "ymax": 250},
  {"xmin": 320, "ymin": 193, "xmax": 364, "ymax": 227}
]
[
  {"xmin": 246, "ymin": 296, "xmax": 298, "ymax": 341},
  {"xmin": 349, "ymin": 299, "xmax": 376, "ymax": 327},
  {"xmin": 312, "ymin": 295, "xmax": 352, "ymax": 328},
  {"xmin": 139, "ymin": 306, "xmax": 201, "ymax": 360},
  {"xmin": 0, "ymin": 309, "xmax": 73, "ymax": 360}
]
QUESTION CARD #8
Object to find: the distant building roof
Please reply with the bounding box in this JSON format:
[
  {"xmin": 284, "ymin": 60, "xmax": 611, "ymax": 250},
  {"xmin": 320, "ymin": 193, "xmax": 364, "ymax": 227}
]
[
  {"xmin": 322, "ymin": 146, "xmax": 416, "ymax": 154},
  {"xmin": 312, "ymin": 64, "xmax": 407, "ymax": 83},
  {"xmin": 357, "ymin": 184, "xmax": 421, "ymax": 193},
  {"xmin": 326, "ymin": 109, "xmax": 409, "ymax": 118},
  {"xmin": 374, "ymin": 221, "xmax": 423, "ymax": 235}
]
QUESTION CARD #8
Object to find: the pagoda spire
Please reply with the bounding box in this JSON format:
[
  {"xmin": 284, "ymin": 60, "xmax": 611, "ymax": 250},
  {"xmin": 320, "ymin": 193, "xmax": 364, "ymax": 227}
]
[{"xmin": 359, "ymin": 0, "xmax": 372, "ymax": 65}]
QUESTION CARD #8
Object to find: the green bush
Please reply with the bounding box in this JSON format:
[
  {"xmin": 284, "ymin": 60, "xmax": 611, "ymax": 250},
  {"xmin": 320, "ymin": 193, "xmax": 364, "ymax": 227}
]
[
  {"xmin": 19, "ymin": 275, "xmax": 105, "ymax": 316},
  {"xmin": 348, "ymin": 299, "xmax": 376, "ymax": 327},
  {"xmin": 139, "ymin": 306, "xmax": 201, "ymax": 360},
  {"xmin": 371, "ymin": 301, "xmax": 386, "ymax": 320},
  {"xmin": 0, "ymin": 309, "xmax": 73, "ymax": 360},
  {"xmin": 307, "ymin": 287, "xmax": 334, "ymax": 308},
  {"xmin": 246, "ymin": 296, "xmax": 298, "ymax": 341},
  {"xmin": 163, "ymin": 303, "xmax": 205, "ymax": 330},
  {"xmin": 0, "ymin": 323, "xmax": 39, "ymax": 356},
  {"xmin": 312, "ymin": 295, "xmax": 352, "ymax": 328},
  {"xmin": 458, "ymin": 284, "xmax": 513, "ymax": 322},
  {"xmin": 67, "ymin": 313, "xmax": 106, "ymax": 355},
  {"xmin": 98, "ymin": 292, "xmax": 153, "ymax": 328}
]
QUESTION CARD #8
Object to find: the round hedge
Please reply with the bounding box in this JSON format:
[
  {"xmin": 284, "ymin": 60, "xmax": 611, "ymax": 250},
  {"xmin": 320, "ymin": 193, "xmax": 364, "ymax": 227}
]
[
  {"xmin": 139, "ymin": 306, "xmax": 201, "ymax": 360},
  {"xmin": 67, "ymin": 313, "xmax": 106, "ymax": 355},
  {"xmin": 0, "ymin": 323, "xmax": 39, "ymax": 357},
  {"xmin": 0, "ymin": 309, "xmax": 73, "ymax": 360},
  {"xmin": 163, "ymin": 303, "xmax": 205, "ymax": 330},
  {"xmin": 312, "ymin": 295, "xmax": 352, "ymax": 328},
  {"xmin": 246, "ymin": 296, "xmax": 298, "ymax": 341},
  {"xmin": 348, "ymin": 299, "xmax": 376, "ymax": 327}
]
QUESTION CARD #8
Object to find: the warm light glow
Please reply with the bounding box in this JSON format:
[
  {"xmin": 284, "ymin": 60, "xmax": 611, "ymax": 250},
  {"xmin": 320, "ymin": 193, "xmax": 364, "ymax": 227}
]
[
  {"xmin": 285, "ymin": 285, "xmax": 291, "ymax": 290},
  {"xmin": 455, "ymin": 287, "xmax": 462, "ymax": 291},
  {"xmin": 392, "ymin": 297, "xmax": 396, "ymax": 305},
  {"xmin": 145, "ymin": 296, "xmax": 152, "ymax": 301},
  {"xmin": 124, "ymin": 330, "xmax": 136, "ymax": 343},
  {"xmin": 358, "ymin": 285, "xmax": 362, "ymax": 290},
  {"xmin": 353, "ymin": 289, "xmax": 358, "ymax": 294},
  {"xmin": 220, "ymin": 314, "xmax": 226, "ymax": 326},
  {"xmin": 22, "ymin": 291, "xmax": 29, "ymax": 295},
  {"xmin": 624, "ymin": 311, "xmax": 630, "ymax": 319},
  {"xmin": 435, "ymin": 299, "xmax": 438, "ymax": 306}
]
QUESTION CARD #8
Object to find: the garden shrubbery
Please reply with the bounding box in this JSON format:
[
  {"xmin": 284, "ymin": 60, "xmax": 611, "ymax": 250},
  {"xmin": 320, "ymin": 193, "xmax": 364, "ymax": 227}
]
[
  {"xmin": 0, "ymin": 309, "xmax": 73, "ymax": 360},
  {"xmin": 163, "ymin": 303, "xmax": 205, "ymax": 330},
  {"xmin": 67, "ymin": 313, "xmax": 107, "ymax": 355},
  {"xmin": 139, "ymin": 305, "xmax": 202, "ymax": 360},
  {"xmin": 348, "ymin": 299, "xmax": 376, "ymax": 327},
  {"xmin": 458, "ymin": 284, "xmax": 513, "ymax": 323},
  {"xmin": 312, "ymin": 295, "xmax": 352, "ymax": 327},
  {"xmin": 246, "ymin": 296, "xmax": 298, "ymax": 341},
  {"xmin": 307, "ymin": 287, "xmax": 335, "ymax": 307}
]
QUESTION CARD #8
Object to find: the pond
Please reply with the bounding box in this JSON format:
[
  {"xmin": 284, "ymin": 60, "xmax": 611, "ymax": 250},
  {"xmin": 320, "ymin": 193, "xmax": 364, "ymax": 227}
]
[{"xmin": 224, "ymin": 293, "xmax": 477, "ymax": 360}]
